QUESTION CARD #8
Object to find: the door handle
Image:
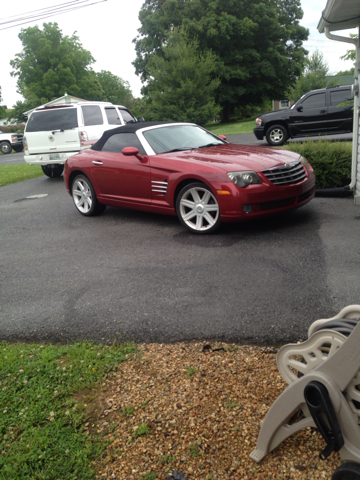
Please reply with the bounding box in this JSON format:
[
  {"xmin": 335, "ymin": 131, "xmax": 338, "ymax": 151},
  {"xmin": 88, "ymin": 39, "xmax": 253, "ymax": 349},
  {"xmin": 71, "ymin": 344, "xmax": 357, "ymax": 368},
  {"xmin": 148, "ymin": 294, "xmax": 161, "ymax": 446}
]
[
  {"xmin": 320, "ymin": 110, "xmax": 326, "ymax": 114},
  {"xmin": 92, "ymin": 161, "xmax": 103, "ymax": 165}
]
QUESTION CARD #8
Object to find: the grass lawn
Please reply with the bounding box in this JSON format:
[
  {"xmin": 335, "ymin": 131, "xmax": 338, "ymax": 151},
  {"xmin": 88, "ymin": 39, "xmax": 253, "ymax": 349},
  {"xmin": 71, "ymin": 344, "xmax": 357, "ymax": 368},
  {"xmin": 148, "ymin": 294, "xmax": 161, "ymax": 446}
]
[
  {"xmin": 204, "ymin": 119, "xmax": 255, "ymax": 136},
  {"xmin": 0, "ymin": 164, "xmax": 44, "ymax": 187},
  {"xmin": 0, "ymin": 341, "xmax": 137, "ymax": 479}
]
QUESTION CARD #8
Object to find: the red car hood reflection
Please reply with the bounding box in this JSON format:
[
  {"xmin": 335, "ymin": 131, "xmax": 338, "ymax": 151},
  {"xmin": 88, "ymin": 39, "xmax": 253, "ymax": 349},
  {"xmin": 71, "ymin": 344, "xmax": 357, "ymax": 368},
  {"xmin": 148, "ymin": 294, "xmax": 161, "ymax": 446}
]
[{"xmin": 159, "ymin": 144, "xmax": 301, "ymax": 171}]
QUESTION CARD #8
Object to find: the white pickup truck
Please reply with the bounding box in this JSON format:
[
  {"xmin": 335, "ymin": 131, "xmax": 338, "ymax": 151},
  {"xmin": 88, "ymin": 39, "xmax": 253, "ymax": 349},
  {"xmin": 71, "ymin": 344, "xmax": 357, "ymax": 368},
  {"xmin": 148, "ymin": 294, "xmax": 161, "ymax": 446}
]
[{"xmin": 0, "ymin": 131, "xmax": 24, "ymax": 154}]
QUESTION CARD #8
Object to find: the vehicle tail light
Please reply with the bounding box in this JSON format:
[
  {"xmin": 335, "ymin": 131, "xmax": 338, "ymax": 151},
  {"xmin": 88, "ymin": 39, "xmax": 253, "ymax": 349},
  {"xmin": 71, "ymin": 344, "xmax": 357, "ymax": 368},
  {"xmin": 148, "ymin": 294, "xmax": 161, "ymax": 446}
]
[
  {"xmin": 24, "ymin": 136, "xmax": 28, "ymax": 152},
  {"xmin": 79, "ymin": 131, "xmax": 88, "ymax": 146}
]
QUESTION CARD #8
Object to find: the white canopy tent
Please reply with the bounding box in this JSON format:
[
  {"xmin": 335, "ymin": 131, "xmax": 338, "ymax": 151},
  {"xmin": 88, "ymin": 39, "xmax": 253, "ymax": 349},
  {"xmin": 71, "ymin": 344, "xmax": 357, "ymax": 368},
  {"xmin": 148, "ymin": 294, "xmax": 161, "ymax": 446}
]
[{"xmin": 318, "ymin": 0, "xmax": 360, "ymax": 205}]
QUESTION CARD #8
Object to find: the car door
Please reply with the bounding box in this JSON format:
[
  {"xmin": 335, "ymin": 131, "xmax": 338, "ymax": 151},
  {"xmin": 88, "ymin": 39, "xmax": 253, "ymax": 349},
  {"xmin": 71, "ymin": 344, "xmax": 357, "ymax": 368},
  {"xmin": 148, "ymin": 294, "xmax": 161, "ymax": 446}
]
[
  {"xmin": 289, "ymin": 92, "xmax": 328, "ymax": 135},
  {"xmin": 327, "ymin": 88, "xmax": 353, "ymax": 133},
  {"xmin": 90, "ymin": 132, "xmax": 152, "ymax": 206}
]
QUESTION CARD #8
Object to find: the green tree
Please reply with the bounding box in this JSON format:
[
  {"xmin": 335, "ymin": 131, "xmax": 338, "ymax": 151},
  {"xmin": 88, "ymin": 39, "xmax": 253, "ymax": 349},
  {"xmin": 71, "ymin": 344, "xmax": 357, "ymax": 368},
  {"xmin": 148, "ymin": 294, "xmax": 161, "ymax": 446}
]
[
  {"xmin": 340, "ymin": 33, "xmax": 358, "ymax": 63},
  {"xmin": 289, "ymin": 49, "xmax": 330, "ymax": 101},
  {"xmin": 144, "ymin": 29, "xmax": 221, "ymax": 125},
  {"xmin": 133, "ymin": 0, "xmax": 308, "ymax": 121},
  {"xmin": 10, "ymin": 23, "xmax": 103, "ymax": 107},
  {"xmin": 96, "ymin": 70, "xmax": 134, "ymax": 108},
  {"xmin": 0, "ymin": 86, "xmax": 6, "ymax": 118}
]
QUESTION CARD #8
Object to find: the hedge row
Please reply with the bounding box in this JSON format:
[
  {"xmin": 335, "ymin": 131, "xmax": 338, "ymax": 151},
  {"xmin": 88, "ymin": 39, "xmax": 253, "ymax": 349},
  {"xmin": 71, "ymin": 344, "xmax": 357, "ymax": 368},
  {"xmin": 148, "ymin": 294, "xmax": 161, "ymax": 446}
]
[{"xmin": 282, "ymin": 140, "xmax": 352, "ymax": 189}]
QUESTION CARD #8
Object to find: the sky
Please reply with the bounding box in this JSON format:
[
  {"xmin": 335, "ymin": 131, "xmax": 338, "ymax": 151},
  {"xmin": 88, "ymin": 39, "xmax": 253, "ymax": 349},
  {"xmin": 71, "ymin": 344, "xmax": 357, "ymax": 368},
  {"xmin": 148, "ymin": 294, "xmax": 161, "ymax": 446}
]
[{"xmin": 0, "ymin": 0, "xmax": 357, "ymax": 108}]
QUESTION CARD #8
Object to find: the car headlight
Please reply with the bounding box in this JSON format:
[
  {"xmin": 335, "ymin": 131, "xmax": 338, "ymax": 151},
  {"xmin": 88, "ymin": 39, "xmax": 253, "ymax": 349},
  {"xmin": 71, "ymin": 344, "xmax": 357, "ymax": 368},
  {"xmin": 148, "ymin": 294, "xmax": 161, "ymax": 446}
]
[
  {"xmin": 255, "ymin": 118, "xmax": 262, "ymax": 127},
  {"xmin": 227, "ymin": 171, "xmax": 262, "ymax": 188},
  {"xmin": 299, "ymin": 155, "xmax": 312, "ymax": 171}
]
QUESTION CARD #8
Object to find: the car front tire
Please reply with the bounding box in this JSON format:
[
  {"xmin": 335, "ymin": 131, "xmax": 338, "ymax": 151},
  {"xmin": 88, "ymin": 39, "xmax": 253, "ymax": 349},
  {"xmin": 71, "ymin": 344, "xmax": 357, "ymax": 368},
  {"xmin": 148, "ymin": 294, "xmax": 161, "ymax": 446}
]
[
  {"xmin": 265, "ymin": 125, "xmax": 288, "ymax": 146},
  {"xmin": 72, "ymin": 174, "xmax": 106, "ymax": 216},
  {"xmin": 41, "ymin": 165, "xmax": 64, "ymax": 177},
  {"xmin": 0, "ymin": 142, "xmax": 12, "ymax": 154},
  {"xmin": 176, "ymin": 182, "xmax": 222, "ymax": 234}
]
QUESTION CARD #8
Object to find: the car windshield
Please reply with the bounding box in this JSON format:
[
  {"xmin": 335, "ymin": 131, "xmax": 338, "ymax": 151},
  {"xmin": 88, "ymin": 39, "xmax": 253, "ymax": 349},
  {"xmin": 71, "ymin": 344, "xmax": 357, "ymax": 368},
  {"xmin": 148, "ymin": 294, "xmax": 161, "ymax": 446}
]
[{"xmin": 142, "ymin": 125, "xmax": 225, "ymax": 154}]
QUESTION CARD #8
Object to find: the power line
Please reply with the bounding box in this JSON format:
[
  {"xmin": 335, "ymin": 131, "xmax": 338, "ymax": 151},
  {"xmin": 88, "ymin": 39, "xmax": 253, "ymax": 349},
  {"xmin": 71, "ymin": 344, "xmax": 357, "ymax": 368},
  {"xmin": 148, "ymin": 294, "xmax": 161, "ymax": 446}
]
[{"xmin": 0, "ymin": 0, "xmax": 108, "ymax": 31}]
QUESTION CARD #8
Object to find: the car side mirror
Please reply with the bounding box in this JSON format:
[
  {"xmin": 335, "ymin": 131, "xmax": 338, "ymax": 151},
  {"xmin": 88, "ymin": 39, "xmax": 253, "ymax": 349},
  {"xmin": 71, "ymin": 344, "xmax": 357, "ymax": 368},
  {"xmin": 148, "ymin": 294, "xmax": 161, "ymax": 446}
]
[
  {"xmin": 122, "ymin": 146, "xmax": 146, "ymax": 162},
  {"xmin": 137, "ymin": 117, "xmax": 145, "ymax": 122},
  {"xmin": 296, "ymin": 105, "xmax": 303, "ymax": 112},
  {"xmin": 218, "ymin": 135, "xmax": 227, "ymax": 140}
]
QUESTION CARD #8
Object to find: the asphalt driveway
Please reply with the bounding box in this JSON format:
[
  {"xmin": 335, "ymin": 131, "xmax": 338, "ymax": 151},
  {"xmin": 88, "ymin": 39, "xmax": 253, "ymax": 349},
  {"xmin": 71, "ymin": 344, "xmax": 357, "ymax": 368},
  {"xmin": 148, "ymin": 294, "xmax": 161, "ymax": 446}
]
[{"xmin": 1, "ymin": 175, "xmax": 359, "ymax": 346}]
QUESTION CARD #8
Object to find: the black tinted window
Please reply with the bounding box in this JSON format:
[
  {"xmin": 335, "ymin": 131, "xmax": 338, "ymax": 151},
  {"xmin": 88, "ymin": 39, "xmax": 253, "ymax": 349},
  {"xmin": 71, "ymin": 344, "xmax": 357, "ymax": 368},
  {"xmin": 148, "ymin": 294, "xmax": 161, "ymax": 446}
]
[
  {"xmin": 330, "ymin": 89, "xmax": 352, "ymax": 106},
  {"xmin": 82, "ymin": 105, "xmax": 103, "ymax": 126},
  {"xmin": 25, "ymin": 108, "xmax": 78, "ymax": 132},
  {"xmin": 102, "ymin": 133, "xmax": 146, "ymax": 155},
  {"xmin": 105, "ymin": 107, "xmax": 121, "ymax": 125},
  {"xmin": 119, "ymin": 109, "xmax": 136, "ymax": 124},
  {"xmin": 301, "ymin": 93, "xmax": 326, "ymax": 109}
]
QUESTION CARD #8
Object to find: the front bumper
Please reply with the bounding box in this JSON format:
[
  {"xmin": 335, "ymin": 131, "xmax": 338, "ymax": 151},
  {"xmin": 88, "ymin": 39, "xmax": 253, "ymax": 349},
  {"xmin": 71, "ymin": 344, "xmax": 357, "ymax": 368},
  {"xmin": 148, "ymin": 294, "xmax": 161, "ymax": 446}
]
[
  {"xmin": 213, "ymin": 173, "xmax": 316, "ymax": 223},
  {"xmin": 24, "ymin": 151, "xmax": 77, "ymax": 166},
  {"xmin": 253, "ymin": 126, "xmax": 265, "ymax": 140},
  {"xmin": 10, "ymin": 141, "xmax": 24, "ymax": 148}
]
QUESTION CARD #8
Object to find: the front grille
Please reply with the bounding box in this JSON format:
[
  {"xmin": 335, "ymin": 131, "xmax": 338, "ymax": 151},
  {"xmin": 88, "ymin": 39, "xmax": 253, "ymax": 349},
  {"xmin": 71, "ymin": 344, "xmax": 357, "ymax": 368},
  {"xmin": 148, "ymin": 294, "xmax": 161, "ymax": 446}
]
[{"xmin": 261, "ymin": 161, "xmax": 306, "ymax": 185}]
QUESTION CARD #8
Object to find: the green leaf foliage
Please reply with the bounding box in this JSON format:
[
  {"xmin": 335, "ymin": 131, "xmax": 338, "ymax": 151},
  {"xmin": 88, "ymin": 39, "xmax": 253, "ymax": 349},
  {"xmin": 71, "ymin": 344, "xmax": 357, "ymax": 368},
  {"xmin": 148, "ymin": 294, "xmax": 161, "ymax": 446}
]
[
  {"xmin": 340, "ymin": 33, "xmax": 358, "ymax": 62},
  {"xmin": 133, "ymin": 0, "xmax": 308, "ymax": 121},
  {"xmin": 283, "ymin": 140, "xmax": 352, "ymax": 189},
  {"xmin": 144, "ymin": 29, "xmax": 221, "ymax": 125},
  {"xmin": 96, "ymin": 70, "xmax": 134, "ymax": 108},
  {"xmin": 289, "ymin": 49, "xmax": 331, "ymax": 102},
  {"xmin": 10, "ymin": 23, "xmax": 103, "ymax": 106},
  {"xmin": 0, "ymin": 86, "xmax": 6, "ymax": 118}
]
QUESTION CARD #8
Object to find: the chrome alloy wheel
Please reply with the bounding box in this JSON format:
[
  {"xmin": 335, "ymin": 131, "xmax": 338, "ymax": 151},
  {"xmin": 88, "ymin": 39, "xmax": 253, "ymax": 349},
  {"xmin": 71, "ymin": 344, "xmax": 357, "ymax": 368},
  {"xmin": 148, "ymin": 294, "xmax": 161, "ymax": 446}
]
[
  {"xmin": 269, "ymin": 127, "xmax": 284, "ymax": 144},
  {"xmin": 72, "ymin": 177, "xmax": 93, "ymax": 214},
  {"xmin": 178, "ymin": 186, "xmax": 220, "ymax": 232}
]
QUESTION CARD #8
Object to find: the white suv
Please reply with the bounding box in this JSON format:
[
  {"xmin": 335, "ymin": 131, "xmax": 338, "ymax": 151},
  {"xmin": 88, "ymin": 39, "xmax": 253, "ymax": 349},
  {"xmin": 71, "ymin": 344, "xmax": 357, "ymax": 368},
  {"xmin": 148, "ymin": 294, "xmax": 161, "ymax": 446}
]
[{"xmin": 24, "ymin": 102, "xmax": 143, "ymax": 177}]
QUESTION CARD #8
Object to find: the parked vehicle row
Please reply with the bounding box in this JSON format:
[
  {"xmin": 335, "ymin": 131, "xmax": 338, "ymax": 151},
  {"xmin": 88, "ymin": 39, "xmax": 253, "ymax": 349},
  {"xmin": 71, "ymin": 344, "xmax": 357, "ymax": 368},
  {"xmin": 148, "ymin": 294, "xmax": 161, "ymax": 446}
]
[{"xmin": 254, "ymin": 85, "xmax": 353, "ymax": 146}]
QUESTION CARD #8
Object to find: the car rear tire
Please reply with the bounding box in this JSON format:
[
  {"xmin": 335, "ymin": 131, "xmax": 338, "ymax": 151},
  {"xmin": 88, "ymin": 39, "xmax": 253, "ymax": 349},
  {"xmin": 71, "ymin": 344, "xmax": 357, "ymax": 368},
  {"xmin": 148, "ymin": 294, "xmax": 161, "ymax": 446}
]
[
  {"xmin": 265, "ymin": 125, "xmax": 288, "ymax": 146},
  {"xmin": 13, "ymin": 145, "xmax": 24, "ymax": 153},
  {"xmin": 176, "ymin": 183, "xmax": 222, "ymax": 234},
  {"xmin": 0, "ymin": 142, "xmax": 12, "ymax": 154},
  {"xmin": 41, "ymin": 165, "xmax": 64, "ymax": 178},
  {"xmin": 72, "ymin": 174, "xmax": 106, "ymax": 216}
]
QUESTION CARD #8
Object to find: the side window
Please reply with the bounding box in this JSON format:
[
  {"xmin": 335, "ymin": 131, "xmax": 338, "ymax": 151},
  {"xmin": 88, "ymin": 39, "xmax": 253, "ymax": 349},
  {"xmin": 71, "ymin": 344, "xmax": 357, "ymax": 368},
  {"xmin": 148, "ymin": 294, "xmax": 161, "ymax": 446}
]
[
  {"xmin": 301, "ymin": 93, "xmax": 326, "ymax": 109},
  {"xmin": 101, "ymin": 133, "xmax": 146, "ymax": 155},
  {"xmin": 81, "ymin": 105, "xmax": 103, "ymax": 126},
  {"xmin": 105, "ymin": 107, "xmax": 121, "ymax": 125},
  {"xmin": 118, "ymin": 109, "xmax": 136, "ymax": 124},
  {"xmin": 330, "ymin": 89, "xmax": 352, "ymax": 107}
]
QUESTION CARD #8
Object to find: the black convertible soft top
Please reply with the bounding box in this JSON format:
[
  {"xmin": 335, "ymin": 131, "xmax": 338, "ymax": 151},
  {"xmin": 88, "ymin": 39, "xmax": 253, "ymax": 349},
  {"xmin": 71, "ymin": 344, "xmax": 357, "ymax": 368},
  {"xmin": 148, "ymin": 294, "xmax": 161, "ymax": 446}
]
[{"xmin": 91, "ymin": 121, "xmax": 176, "ymax": 151}]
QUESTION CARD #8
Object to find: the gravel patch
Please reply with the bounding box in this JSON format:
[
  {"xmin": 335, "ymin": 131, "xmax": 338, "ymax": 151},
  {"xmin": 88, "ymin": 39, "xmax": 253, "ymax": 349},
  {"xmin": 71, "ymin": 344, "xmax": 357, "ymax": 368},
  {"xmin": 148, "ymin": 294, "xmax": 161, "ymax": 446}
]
[{"xmin": 91, "ymin": 342, "xmax": 341, "ymax": 479}]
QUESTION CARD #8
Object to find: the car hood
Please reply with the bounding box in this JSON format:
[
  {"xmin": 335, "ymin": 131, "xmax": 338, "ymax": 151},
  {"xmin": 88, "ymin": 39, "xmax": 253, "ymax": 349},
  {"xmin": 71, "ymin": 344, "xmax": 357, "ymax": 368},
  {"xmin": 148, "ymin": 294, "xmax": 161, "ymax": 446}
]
[
  {"xmin": 257, "ymin": 108, "xmax": 292, "ymax": 121},
  {"xmin": 162, "ymin": 144, "xmax": 302, "ymax": 172}
]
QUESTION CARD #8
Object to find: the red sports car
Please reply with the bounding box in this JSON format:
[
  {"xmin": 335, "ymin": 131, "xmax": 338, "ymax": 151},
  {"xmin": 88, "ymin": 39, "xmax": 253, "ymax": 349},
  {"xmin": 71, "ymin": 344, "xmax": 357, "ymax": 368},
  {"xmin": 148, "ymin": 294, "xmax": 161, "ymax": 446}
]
[{"xmin": 64, "ymin": 122, "xmax": 316, "ymax": 234}]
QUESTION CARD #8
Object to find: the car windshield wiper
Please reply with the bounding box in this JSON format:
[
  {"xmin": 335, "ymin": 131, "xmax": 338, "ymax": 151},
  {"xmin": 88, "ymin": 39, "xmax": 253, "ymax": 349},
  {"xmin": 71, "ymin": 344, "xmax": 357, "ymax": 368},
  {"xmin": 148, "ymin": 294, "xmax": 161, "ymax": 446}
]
[
  {"xmin": 51, "ymin": 128, "xmax": 76, "ymax": 134},
  {"xmin": 197, "ymin": 142, "xmax": 223, "ymax": 148},
  {"xmin": 165, "ymin": 147, "xmax": 195, "ymax": 153}
]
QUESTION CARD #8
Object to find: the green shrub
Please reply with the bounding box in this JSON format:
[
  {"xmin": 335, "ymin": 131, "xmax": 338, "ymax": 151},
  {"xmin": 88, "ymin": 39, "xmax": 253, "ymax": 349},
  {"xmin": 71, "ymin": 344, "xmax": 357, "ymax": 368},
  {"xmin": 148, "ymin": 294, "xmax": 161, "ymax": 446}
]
[{"xmin": 282, "ymin": 140, "xmax": 352, "ymax": 189}]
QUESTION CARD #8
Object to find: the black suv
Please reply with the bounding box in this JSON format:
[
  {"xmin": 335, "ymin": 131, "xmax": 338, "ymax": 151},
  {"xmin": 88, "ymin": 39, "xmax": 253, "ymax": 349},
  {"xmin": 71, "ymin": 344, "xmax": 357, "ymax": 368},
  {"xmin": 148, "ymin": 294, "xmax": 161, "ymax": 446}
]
[{"xmin": 254, "ymin": 85, "xmax": 353, "ymax": 146}]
